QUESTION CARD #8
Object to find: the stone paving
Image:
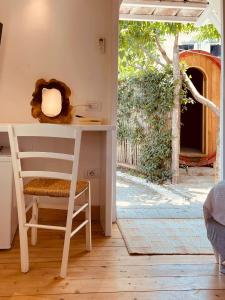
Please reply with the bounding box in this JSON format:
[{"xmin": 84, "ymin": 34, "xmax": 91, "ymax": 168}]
[{"xmin": 116, "ymin": 169, "xmax": 215, "ymax": 219}]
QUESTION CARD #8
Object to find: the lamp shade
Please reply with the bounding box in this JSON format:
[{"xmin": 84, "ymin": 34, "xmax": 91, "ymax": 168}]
[{"xmin": 41, "ymin": 88, "xmax": 62, "ymax": 117}]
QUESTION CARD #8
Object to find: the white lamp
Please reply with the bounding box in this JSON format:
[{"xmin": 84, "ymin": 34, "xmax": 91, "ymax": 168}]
[{"xmin": 41, "ymin": 88, "xmax": 62, "ymax": 117}]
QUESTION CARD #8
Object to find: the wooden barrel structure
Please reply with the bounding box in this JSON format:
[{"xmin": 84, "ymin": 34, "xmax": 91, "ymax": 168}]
[{"xmin": 179, "ymin": 50, "xmax": 220, "ymax": 167}]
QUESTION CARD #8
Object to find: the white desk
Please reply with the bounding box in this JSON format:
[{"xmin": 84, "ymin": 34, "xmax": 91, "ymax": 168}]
[
  {"xmin": 0, "ymin": 124, "xmax": 116, "ymax": 236},
  {"xmin": 0, "ymin": 148, "xmax": 18, "ymax": 249}
]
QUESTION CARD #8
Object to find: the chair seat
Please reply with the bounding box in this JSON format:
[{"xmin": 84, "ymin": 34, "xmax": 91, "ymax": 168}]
[{"xmin": 24, "ymin": 178, "xmax": 88, "ymax": 198}]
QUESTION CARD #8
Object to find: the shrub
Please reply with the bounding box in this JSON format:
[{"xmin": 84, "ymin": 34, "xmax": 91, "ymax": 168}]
[{"xmin": 117, "ymin": 67, "xmax": 174, "ymax": 183}]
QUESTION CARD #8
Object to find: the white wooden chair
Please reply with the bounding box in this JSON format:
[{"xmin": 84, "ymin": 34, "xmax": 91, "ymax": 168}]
[{"xmin": 8, "ymin": 124, "xmax": 92, "ymax": 278}]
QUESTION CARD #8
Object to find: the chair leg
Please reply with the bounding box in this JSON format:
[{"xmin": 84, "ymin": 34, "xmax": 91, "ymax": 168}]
[
  {"xmin": 86, "ymin": 184, "xmax": 92, "ymax": 251},
  {"xmin": 16, "ymin": 194, "xmax": 29, "ymax": 273},
  {"xmin": 60, "ymin": 228, "xmax": 72, "ymax": 278},
  {"xmin": 19, "ymin": 225, "xmax": 29, "ymax": 273},
  {"xmin": 60, "ymin": 200, "xmax": 74, "ymax": 278},
  {"xmin": 17, "ymin": 199, "xmax": 29, "ymax": 273},
  {"xmin": 31, "ymin": 197, "xmax": 39, "ymax": 246}
]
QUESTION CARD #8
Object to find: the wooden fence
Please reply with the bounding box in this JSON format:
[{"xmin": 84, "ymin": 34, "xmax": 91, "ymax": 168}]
[
  {"xmin": 117, "ymin": 117, "xmax": 149, "ymax": 170},
  {"xmin": 117, "ymin": 139, "xmax": 141, "ymax": 170}
]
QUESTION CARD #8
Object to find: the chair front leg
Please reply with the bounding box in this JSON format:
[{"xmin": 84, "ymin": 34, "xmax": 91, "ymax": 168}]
[
  {"xmin": 19, "ymin": 224, "xmax": 29, "ymax": 273},
  {"xmin": 16, "ymin": 194, "xmax": 29, "ymax": 273},
  {"xmin": 60, "ymin": 198, "xmax": 74, "ymax": 278}
]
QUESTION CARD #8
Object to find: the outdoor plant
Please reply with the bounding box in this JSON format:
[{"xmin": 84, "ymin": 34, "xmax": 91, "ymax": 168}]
[{"xmin": 118, "ymin": 67, "xmax": 174, "ymax": 183}]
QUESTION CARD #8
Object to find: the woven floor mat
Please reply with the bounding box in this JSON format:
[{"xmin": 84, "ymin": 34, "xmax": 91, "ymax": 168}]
[{"xmin": 117, "ymin": 219, "xmax": 213, "ymax": 255}]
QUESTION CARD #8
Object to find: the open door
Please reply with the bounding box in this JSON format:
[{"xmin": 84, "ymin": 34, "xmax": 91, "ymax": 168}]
[{"xmin": 180, "ymin": 67, "xmax": 206, "ymax": 156}]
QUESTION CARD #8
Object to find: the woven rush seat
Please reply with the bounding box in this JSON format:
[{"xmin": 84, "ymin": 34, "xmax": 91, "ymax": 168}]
[{"xmin": 24, "ymin": 178, "xmax": 88, "ymax": 198}]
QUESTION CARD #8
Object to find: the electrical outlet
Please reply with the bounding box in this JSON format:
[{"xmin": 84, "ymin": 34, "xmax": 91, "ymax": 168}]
[
  {"xmin": 86, "ymin": 168, "xmax": 99, "ymax": 178},
  {"xmin": 85, "ymin": 102, "xmax": 102, "ymax": 112}
]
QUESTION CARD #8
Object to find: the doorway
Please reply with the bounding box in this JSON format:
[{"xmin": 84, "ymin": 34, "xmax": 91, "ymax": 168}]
[{"xmin": 180, "ymin": 67, "xmax": 206, "ymax": 155}]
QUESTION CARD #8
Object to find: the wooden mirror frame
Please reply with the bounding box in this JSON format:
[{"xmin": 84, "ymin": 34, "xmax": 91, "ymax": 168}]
[{"xmin": 30, "ymin": 79, "xmax": 73, "ymax": 124}]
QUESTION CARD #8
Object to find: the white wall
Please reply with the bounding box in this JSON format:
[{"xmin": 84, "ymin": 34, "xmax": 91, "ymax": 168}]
[
  {"xmin": 0, "ymin": 0, "xmax": 117, "ymax": 123},
  {"xmin": 197, "ymin": 0, "xmax": 221, "ymax": 33},
  {"xmin": 0, "ymin": 0, "xmax": 120, "ymax": 207}
]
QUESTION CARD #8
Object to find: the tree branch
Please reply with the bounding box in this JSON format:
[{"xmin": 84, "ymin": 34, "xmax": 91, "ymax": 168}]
[
  {"xmin": 146, "ymin": 53, "xmax": 165, "ymax": 67},
  {"xmin": 182, "ymin": 72, "xmax": 220, "ymax": 118},
  {"xmin": 150, "ymin": 35, "xmax": 220, "ymax": 118},
  {"xmin": 155, "ymin": 35, "xmax": 172, "ymax": 65},
  {"xmin": 141, "ymin": 46, "xmax": 165, "ymax": 67}
]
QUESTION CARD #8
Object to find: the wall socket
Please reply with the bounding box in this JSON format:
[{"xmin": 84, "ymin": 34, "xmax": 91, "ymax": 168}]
[{"xmin": 86, "ymin": 168, "xmax": 99, "ymax": 178}]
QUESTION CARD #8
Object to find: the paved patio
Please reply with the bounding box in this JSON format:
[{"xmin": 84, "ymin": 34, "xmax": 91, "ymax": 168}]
[{"xmin": 116, "ymin": 170, "xmax": 215, "ymax": 219}]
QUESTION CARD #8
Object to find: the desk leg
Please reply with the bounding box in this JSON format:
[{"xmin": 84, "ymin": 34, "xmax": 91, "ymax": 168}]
[
  {"xmin": 111, "ymin": 130, "xmax": 117, "ymax": 224},
  {"xmin": 100, "ymin": 130, "xmax": 116, "ymax": 237}
]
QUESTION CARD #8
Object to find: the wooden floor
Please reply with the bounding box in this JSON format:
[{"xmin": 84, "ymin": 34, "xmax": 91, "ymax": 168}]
[{"xmin": 1, "ymin": 211, "xmax": 225, "ymax": 299}]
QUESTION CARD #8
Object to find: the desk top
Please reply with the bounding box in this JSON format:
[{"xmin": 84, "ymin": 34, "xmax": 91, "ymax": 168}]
[{"xmin": 0, "ymin": 123, "xmax": 116, "ymax": 133}]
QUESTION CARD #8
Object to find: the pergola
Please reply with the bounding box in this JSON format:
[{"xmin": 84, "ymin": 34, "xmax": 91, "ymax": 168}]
[{"xmin": 120, "ymin": 0, "xmax": 209, "ymax": 23}]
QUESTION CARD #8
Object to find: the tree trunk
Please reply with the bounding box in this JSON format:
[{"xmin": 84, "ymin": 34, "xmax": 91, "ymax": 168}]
[{"xmin": 171, "ymin": 33, "xmax": 182, "ymax": 184}]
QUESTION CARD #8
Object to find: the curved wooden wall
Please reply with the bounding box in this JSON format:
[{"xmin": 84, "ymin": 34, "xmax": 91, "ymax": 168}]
[{"xmin": 179, "ymin": 50, "xmax": 220, "ymax": 166}]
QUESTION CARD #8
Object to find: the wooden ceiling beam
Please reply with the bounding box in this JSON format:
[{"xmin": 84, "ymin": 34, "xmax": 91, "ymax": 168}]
[
  {"xmin": 121, "ymin": 1, "xmax": 208, "ymax": 10},
  {"xmin": 120, "ymin": 13, "xmax": 198, "ymax": 23}
]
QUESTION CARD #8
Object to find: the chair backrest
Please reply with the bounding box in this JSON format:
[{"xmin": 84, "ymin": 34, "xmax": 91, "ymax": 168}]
[{"xmin": 8, "ymin": 124, "xmax": 82, "ymax": 201}]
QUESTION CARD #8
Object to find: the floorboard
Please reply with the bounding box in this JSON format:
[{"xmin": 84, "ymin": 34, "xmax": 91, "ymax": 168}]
[{"xmin": 0, "ymin": 212, "xmax": 225, "ymax": 299}]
